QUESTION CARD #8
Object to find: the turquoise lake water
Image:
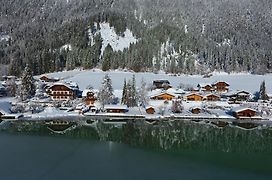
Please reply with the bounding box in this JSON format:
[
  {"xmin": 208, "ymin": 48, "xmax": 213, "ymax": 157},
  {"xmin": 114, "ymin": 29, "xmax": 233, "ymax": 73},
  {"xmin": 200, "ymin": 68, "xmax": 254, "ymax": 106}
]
[{"xmin": 0, "ymin": 133, "xmax": 271, "ymax": 180}]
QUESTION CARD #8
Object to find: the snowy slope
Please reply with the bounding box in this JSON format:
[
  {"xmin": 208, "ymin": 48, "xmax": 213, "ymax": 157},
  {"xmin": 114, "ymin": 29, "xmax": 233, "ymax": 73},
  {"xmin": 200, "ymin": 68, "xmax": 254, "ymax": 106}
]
[
  {"xmin": 89, "ymin": 22, "xmax": 137, "ymax": 56},
  {"xmin": 43, "ymin": 69, "xmax": 272, "ymax": 94}
]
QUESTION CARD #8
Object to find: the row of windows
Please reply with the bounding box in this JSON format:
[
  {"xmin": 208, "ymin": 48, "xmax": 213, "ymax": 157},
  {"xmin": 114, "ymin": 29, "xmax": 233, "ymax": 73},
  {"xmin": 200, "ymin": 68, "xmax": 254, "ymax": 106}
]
[
  {"xmin": 52, "ymin": 91, "xmax": 72, "ymax": 95},
  {"xmin": 53, "ymin": 96, "xmax": 69, "ymax": 99}
]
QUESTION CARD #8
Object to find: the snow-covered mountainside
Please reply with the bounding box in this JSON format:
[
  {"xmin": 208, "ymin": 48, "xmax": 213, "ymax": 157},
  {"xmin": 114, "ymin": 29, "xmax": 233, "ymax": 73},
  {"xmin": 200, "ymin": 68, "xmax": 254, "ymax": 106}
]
[
  {"xmin": 2, "ymin": 0, "xmax": 272, "ymax": 76},
  {"xmin": 89, "ymin": 22, "xmax": 137, "ymax": 56}
]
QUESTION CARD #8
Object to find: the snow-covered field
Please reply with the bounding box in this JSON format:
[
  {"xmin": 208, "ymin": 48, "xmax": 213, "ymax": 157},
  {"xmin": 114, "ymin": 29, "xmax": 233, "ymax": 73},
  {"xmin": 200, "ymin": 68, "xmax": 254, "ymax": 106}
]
[{"xmin": 45, "ymin": 69, "xmax": 272, "ymax": 94}]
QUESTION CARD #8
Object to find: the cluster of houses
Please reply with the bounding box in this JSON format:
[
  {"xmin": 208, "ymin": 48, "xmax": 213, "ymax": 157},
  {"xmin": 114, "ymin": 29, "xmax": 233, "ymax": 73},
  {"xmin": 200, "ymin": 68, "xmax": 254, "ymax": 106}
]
[
  {"xmin": 37, "ymin": 75, "xmax": 260, "ymax": 119},
  {"xmin": 0, "ymin": 74, "xmax": 263, "ymax": 120}
]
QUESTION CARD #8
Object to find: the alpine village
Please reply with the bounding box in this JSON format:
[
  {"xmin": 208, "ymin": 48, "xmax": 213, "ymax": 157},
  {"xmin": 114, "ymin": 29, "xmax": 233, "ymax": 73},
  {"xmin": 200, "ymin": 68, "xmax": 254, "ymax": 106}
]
[{"xmin": 1, "ymin": 68, "xmax": 272, "ymax": 133}]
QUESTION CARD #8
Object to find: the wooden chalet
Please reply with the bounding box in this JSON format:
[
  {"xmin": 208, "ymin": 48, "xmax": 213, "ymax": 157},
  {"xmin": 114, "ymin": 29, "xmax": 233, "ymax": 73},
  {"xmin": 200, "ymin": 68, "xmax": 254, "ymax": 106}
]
[
  {"xmin": 212, "ymin": 81, "xmax": 229, "ymax": 93},
  {"xmin": 150, "ymin": 92, "xmax": 176, "ymax": 101},
  {"xmin": 228, "ymin": 90, "xmax": 251, "ymax": 101},
  {"xmin": 104, "ymin": 105, "xmax": 129, "ymax": 113},
  {"xmin": 184, "ymin": 93, "xmax": 204, "ymax": 101},
  {"xmin": 153, "ymin": 80, "xmax": 172, "ymax": 90},
  {"xmin": 204, "ymin": 94, "xmax": 221, "ymax": 101},
  {"xmin": 197, "ymin": 84, "xmax": 214, "ymax": 92},
  {"xmin": 47, "ymin": 83, "xmax": 76, "ymax": 101},
  {"xmin": 233, "ymin": 107, "xmax": 257, "ymax": 119},
  {"xmin": 82, "ymin": 90, "xmax": 97, "ymax": 106},
  {"xmin": 146, "ymin": 106, "xmax": 155, "ymax": 114}
]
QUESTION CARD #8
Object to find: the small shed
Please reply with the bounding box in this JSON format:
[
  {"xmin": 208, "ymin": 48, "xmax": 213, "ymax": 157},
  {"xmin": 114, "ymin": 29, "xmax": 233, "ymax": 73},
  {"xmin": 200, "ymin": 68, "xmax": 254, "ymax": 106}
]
[
  {"xmin": 146, "ymin": 106, "xmax": 155, "ymax": 114},
  {"xmin": 191, "ymin": 107, "xmax": 202, "ymax": 114}
]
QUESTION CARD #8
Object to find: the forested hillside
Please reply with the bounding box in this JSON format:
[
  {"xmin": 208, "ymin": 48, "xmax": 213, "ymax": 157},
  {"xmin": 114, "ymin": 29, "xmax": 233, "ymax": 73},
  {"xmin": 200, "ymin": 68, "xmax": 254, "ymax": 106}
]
[{"xmin": 0, "ymin": 0, "xmax": 272, "ymax": 76}]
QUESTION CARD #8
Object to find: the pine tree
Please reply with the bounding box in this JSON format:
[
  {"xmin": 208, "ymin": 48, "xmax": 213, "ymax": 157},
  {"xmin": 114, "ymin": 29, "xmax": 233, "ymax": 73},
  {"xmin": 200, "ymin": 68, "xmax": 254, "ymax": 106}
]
[
  {"xmin": 126, "ymin": 75, "xmax": 137, "ymax": 107},
  {"xmin": 98, "ymin": 74, "xmax": 114, "ymax": 107},
  {"xmin": 102, "ymin": 44, "xmax": 113, "ymax": 71},
  {"xmin": 259, "ymin": 80, "xmax": 269, "ymax": 100},
  {"xmin": 20, "ymin": 64, "xmax": 35, "ymax": 101},
  {"xmin": 131, "ymin": 74, "xmax": 137, "ymax": 106},
  {"xmin": 121, "ymin": 79, "xmax": 127, "ymax": 105}
]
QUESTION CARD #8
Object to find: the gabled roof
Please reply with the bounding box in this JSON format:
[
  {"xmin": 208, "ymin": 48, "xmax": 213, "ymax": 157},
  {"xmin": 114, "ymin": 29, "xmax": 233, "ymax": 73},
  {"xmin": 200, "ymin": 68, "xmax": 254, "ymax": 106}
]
[
  {"xmin": 184, "ymin": 93, "xmax": 204, "ymax": 98},
  {"xmin": 150, "ymin": 92, "xmax": 176, "ymax": 98},
  {"xmin": 197, "ymin": 83, "xmax": 212, "ymax": 88},
  {"xmin": 48, "ymin": 82, "xmax": 78, "ymax": 91},
  {"xmin": 212, "ymin": 81, "xmax": 230, "ymax": 86},
  {"xmin": 232, "ymin": 107, "xmax": 257, "ymax": 113},
  {"xmin": 82, "ymin": 89, "xmax": 94, "ymax": 97},
  {"xmin": 145, "ymin": 106, "xmax": 155, "ymax": 110}
]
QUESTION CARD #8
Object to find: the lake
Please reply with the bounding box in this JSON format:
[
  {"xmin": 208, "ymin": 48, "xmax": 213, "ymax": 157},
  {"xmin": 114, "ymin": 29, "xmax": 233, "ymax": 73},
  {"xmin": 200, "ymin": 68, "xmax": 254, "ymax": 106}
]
[{"xmin": 0, "ymin": 133, "xmax": 271, "ymax": 180}]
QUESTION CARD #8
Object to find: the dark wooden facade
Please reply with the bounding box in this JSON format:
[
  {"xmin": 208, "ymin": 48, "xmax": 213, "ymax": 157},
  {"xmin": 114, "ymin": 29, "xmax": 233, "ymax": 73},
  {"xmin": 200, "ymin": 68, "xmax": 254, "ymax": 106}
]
[
  {"xmin": 153, "ymin": 80, "xmax": 172, "ymax": 90},
  {"xmin": 150, "ymin": 93, "xmax": 175, "ymax": 100},
  {"xmin": 235, "ymin": 108, "xmax": 257, "ymax": 119},
  {"xmin": 84, "ymin": 91, "xmax": 97, "ymax": 106},
  {"xmin": 212, "ymin": 82, "xmax": 229, "ymax": 93},
  {"xmin": 198, "ymin": 84, "xmax": 214, "ymax": 92},
  {"xmin": 146, "ymin": 107, "xmax": 155, "ymax": 114},
  {"xmin": 104, "ymin": 106, "xmax": 128, "ymax": 113},
  {"xmin": 47, "ymin": 84, "xmax": 75, "ymax": 101},
  {"xmin": 205, "ymin": 94, "xmax": 220, "ymax": 101},
  {"xmin": 185, "ymin": 93, "xmax": 204, "ymax": 101},
  {"xmin": 191, "ymin": 107, "xmax": 201, "ymax": 114},
  {"xmin": 229, "ymin": 91, "xmax": 250, "ymax": 101}
]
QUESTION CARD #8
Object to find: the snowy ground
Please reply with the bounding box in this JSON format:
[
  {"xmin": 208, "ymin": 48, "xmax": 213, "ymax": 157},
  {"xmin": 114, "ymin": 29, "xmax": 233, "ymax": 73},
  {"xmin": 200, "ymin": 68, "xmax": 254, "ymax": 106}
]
[
  {"xmin": 1, "ymin": 69, "xmax": 272, "ymax": 121},
  {"xmin": 44, "ymin": 69, "xmax": 272, "ymax": 94}
]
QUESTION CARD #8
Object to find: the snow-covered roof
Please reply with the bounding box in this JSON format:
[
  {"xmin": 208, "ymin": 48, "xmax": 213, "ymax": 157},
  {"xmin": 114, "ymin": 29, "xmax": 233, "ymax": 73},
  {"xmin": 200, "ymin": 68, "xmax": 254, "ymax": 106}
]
[
  {"xmin": 145, "ymin": 106, "xmax": 155, "ymax": 110},
  {"xmin": 166, "ymin": 88, "xmax": 185, "ymax": 95},
  {"xmin": 149, "ymin": 91, "xmax": 176, "ymax": 98},
  {"xmin": 197, "ymin": 83, "xmax": 212, "ymax": 87},
  {"xmin": 0, "ymin": 101, "xmax": 12, "ymax": 115},
  {"xmin": 82, "ymin": 89, "xmax": 93, "ymax": 97},
  {"xmin": 104, "ymin": 105, "xmax": 128, "ymax": 110},
  {"xmin": 212, "ymin": 81, "xmax": 230, "ymax": 86},
  {"xmin": 48, "ymin": 82, "xmax": 78, "ymax": 90},
  {"xmin": 232, "ymin": 107, "xmax": 257, "ymax": 113},
  {"xmin": 227, "ymin": 90, "xmax": 251, "ymax": 96}
]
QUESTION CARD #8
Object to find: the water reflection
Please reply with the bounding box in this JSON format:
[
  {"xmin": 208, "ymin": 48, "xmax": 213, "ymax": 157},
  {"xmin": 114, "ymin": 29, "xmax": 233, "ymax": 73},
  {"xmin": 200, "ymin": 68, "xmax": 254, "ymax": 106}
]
[{"xmin": 0, "ymin": 133, "xmax": 271, "ymax": 180}]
